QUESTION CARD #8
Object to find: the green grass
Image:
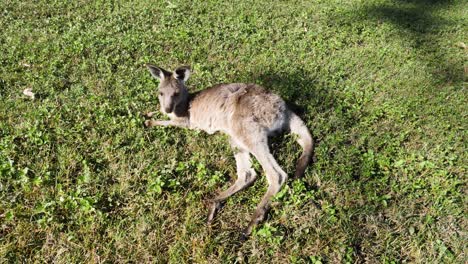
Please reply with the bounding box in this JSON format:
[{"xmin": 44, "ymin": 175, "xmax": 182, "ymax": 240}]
[{"xmin": 0, "ymin": 0, "xmax": 466, "ymax": 262}]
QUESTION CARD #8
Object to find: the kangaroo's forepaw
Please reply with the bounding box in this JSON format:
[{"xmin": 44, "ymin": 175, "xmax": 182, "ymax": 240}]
[
  {"xmin": 145, "ymin": 112, "xmax": 156, "ymax": 118},
  {"xmin": 144, "ymin": 120, "xmax": 154, "ymax": 128}
]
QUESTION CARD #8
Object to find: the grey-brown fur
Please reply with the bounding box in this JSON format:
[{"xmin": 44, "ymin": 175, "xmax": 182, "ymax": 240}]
[{"xmin": 144, "ymin": 64, "xmax": 314, "ymax": 238}]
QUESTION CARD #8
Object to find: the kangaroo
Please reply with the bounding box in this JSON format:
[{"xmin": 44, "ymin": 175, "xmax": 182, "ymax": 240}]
[{"xmin": 144, "ymin": 64, "xmax": 314, "ymax": 238}]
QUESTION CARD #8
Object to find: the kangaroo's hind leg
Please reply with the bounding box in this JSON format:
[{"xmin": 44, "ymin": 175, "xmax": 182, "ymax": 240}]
[
  {"xmin": 234, "ymin": 133, "xmax": 288, "ymax": 238},
  {"xmin": 207, "ymin": 138, "xmax": 257, "ymax": 223}
]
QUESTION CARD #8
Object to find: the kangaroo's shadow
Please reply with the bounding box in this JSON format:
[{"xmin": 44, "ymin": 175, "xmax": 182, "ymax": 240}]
[
  {"xmin": 254, "ymin": 69, "xmax": 336, "ymax": 119},
  {"xmin": 251, "ymin": 69, "xmax": 338, "ymax": 169}
]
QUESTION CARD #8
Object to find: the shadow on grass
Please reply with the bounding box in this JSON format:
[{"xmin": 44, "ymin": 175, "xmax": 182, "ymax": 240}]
[
  {"xmin": 255, "ymin": 69, "xmax": 335, "ymax": 118},
  {"xmin": 304, "ymin": 0, "xmax": 464, "ymax": 260},
  {"xmin": 358, "ymin": 0, "xmax": 463, "ymax": 84}
]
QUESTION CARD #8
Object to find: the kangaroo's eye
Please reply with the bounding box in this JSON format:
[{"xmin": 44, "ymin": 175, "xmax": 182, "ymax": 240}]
[
  {"xmin": 174, "ymin": 92, "xmax": 179, "ymax": 96},
  {"xmin": 159, "ymin": 92, "xmax": 163, "ymax": 96}
]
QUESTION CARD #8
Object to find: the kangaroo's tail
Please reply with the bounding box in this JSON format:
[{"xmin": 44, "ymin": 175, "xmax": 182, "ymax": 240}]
[{"xmin": 289, "ymin": 113, "xmax": 314, "ymax": 179}]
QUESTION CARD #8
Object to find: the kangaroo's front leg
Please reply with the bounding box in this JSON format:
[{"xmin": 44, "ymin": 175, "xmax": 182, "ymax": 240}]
[{"xmin": 144, "ymin": 119, "xmax": 189, "ymax": 128}]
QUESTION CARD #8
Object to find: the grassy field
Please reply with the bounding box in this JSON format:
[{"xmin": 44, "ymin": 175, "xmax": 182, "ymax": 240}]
[{"xmin": 0, "ymin": 0, "xmax": 466, "ymax": 262}]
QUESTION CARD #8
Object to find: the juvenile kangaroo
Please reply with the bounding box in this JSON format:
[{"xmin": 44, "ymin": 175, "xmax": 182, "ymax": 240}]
[{"xmin": 144, "ymin": 64, "xmax": 314, "ymax": 238}]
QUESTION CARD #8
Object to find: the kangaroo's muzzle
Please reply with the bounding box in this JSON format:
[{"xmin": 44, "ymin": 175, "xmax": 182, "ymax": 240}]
[{"xmin": 165, "ymin": 102, "xmax": 175, "ymax": 113}]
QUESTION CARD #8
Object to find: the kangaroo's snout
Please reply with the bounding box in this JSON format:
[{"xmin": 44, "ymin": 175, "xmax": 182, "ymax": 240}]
[
  {"xmin": 165, "ymin": 105, "xmax": 174, "ymax": 113},
  {"xmin": 163, "ymin": 99, "xmax": 175, "ymax": 114}
]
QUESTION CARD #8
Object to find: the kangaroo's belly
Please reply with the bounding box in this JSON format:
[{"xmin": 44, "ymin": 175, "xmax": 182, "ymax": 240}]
[
  {"xmin": 188, "ymin": 102, "xmax": 232, "ymax": 134},
  {"xmin": 190, "ymin": 116, "xmax": 227, "ymax": 134}
]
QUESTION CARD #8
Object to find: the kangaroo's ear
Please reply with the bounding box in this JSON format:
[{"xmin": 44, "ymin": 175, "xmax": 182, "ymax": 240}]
[
  {"xmin": 173, "ymin": 66, "xmax": 191, "ymax": 82},
  {"xmin": 146, "ymin": 64, "xmax": 170, "ymax": 80}
]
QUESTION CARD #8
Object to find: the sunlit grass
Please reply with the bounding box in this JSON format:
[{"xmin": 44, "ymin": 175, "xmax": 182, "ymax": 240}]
[{"xmin": 0, "ymin": 0, "xmax": 466, "ymax": 262}]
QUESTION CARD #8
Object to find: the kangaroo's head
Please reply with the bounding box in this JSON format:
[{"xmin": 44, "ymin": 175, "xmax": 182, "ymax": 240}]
[{"xmin": 146, "ymin": 64, "xmax": 190, "ymax": 114}]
